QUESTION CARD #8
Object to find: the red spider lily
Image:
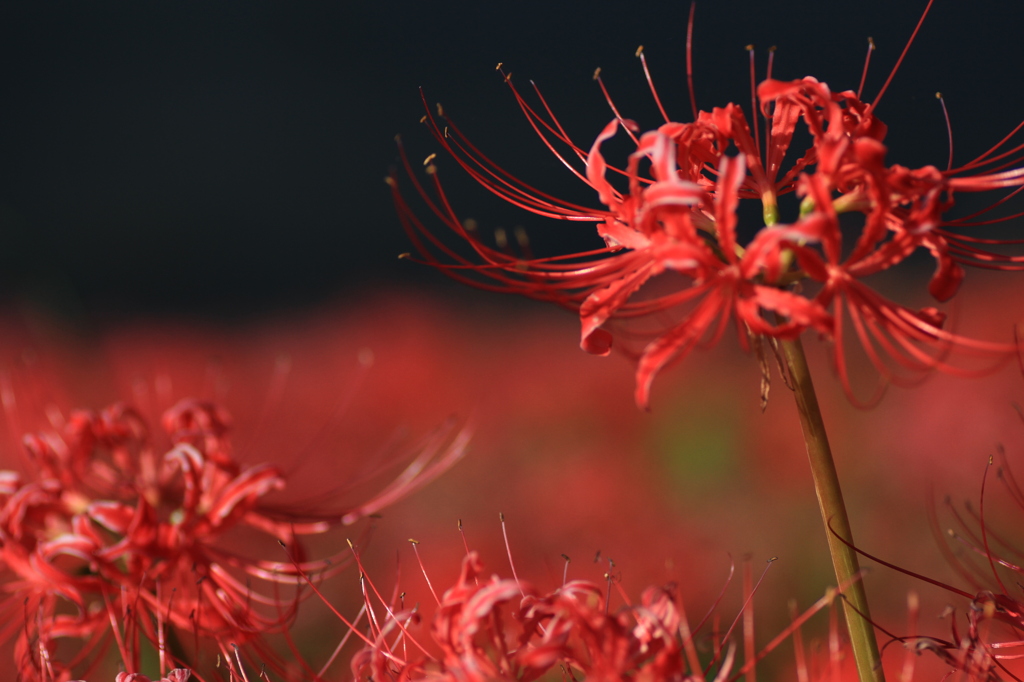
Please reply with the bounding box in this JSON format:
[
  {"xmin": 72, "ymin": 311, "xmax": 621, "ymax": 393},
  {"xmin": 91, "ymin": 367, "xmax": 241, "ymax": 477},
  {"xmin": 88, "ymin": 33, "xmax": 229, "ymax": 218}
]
[
  {"xmin": 922, "ymin": 450, "xmax": 1024, "ymax": 681},
  {"xmin": 0, "ymin": 395, "xmax": 468, "ymax": 682},
  {"xmin": 309, "ymin": 536, "xmax": 942, "ymax": 682},
  {"xmin": 392, "ymin": 1, "xmax": 1024, "ymax": 407},
  {"xmin": 838, "ymin": 445, "xmax": 1024, "ymax": 681},
  {"xmin": 345, "ymin": 548, "xmax": 756, "ymax": 681}
]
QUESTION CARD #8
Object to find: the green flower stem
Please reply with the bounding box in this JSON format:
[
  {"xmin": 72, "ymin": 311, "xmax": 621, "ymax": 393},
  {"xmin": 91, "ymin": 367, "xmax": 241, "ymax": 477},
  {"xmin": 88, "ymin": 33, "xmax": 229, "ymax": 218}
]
[{"xmin": 779, "ymin": 336, "xmax": 885, "ymax": 682}]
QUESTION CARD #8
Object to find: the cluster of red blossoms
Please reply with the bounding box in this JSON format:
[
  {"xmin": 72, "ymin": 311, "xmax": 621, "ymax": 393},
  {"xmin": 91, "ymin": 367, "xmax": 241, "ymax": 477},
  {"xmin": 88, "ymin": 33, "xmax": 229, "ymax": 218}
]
[
  {"xmin": 351, "ymin": 550, "xmax": 767, "ymax": 681},
  {"xmin": 893, "ymin": 447, "xmax": 1024, "ymax": 681},
  {"xmin": 0, "ymin": 396, "xmax": 467, "ymax": 682},
  {"xmin": 809, "ymin": 414, "xmax": 1024, "ymax": 682},
  {"xmin": 393, "ymin": 8, "xmax": 1024, "ymax": 407},
  {"xmin": 340, "ymin": 545, "xmax": 953, "ymax": 682}
]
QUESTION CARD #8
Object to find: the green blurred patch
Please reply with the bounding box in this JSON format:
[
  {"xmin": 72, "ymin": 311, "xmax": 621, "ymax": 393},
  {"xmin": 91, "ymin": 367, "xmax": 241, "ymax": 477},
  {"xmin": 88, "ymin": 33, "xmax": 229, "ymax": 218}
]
[{"xmin": 652, "ymin": 399, "xmax": 740, "ymax": 494}]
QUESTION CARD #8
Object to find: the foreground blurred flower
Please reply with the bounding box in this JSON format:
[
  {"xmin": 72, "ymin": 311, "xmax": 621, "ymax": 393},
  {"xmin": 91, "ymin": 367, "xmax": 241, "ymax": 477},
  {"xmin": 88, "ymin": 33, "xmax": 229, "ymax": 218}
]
[
  {"xmin": 393, "ymin": 3, "xmax": 1023, "ymax": 409},
  {"xmin": 313, "ymin": 534, "xmax": 942, "ymax": 682},
  {"xmin": 926, "ymin": 452, "xmax": 1024, "ymax": 680},
  {"xmin": 842, "ymin": 434, "xmax": 1024, "ymax": 682},
  {"xmin": 0, "ymin": 391, "xmax": 468, "ymax": 681}
]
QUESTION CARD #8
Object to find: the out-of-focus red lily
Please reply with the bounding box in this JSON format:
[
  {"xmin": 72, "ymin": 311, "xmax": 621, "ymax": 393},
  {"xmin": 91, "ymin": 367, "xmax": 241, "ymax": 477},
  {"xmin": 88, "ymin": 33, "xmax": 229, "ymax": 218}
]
[{"xmin": 0, "ymin": 393, "xmax": 467, "ymax": 681}]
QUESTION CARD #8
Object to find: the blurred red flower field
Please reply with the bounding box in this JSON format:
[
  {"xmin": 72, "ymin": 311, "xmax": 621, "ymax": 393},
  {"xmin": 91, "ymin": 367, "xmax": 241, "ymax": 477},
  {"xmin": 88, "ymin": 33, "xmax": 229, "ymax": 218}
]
[{"xmin": 0, "ymin": 271, "xmax": 1021, "ymax": 679}]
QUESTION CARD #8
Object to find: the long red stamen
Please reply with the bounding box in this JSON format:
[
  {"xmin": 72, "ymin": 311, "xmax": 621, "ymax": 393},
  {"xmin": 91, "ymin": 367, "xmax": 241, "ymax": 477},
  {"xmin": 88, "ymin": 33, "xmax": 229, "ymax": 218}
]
[
  {"xmin": 979, "ymin": 456, "xmax": 1010, "ymax": 595},
  {"xmin": 900, "ymin": 593, "xmax": 920, "ymax": 682},
  {"xmin": 747, "ymin": 45, "xmax": 761, "ymax": 160},
  {"xmin": 316, "ymin": 604, "xmax": 367, "ymax": 678},
  {"xmin": 764, "ymin": 46, "xmax": 777, "ymax": 163},
  {"xmin": 856, "ymin": 37, "xmax": 875, "ymax": 100},
  {"xmin": 743, "ymin": 560, "xmax": 756, "ymax": 682},
  {"xmin": 676, "ymin": 590, "xmax": 704, "ymax": 676},
  {"xmin": 276, "ymin": 540, "xmax": 385, "ymax": 654},
  {"xmin": 408, "ymin": 539, "xmax": 441, "ymax": 606},
  {"xmin": 789, "ymin": 600, "xmax": 809, "ymax": 682},
  {"xmin": 593, "ymin": 70, "xmax": 640, "ymax": 146},
  {"xmin": 637, "ymin": 46, "xmax": 670, "ymax": 124},
  {"xmin": 500, "ymin": 512, "xmax": 525, "ymax": 597},
  {"xmin": 706, "ymin": 557, "xmax": 776, "ymax": 674},
  {"xmin": 936, "ymin": 92, "xmax": 954, "ymax": 171},
  {"xmin": 686, "ymin": 1, "xmax": 698, "ymax": 121},
  {"xmin": 828, "ymin": 516, "xmax": 974, "ymax": 599},
  {"xmin": 871, "ymin": 0, "xmax": 936, "ymax": 110},
  {"xmin": 232, "ymin": 644, "xmax": 252, "ymax": 682}
]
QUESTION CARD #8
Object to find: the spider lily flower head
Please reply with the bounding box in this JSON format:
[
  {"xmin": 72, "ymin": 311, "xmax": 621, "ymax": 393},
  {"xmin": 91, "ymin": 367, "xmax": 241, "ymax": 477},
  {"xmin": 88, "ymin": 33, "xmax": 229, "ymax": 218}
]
[
  {"xmin": 345, "ymin": 547, "xmax": 747, "ymax": 681},
  {"xmin": 923, "ymin": 450, "xmax": 1024, "ymax": 680},
  {"xmin": 393, "ymin": 2, "xmax": 1024, "ymax": 408},
  {"xmin": 0, "ymin": 393, "xmax": 469, "ymax": 681},
  {"xmin": 326, "ymin": 532, "xmax": 933, "ymax": 682}
]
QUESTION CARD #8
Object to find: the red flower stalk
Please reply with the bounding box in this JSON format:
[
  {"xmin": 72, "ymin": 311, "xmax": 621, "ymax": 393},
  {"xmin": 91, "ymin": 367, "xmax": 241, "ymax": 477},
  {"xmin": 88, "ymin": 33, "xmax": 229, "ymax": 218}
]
[
  {"xmin": 0, "ymin": 396, "xmax": 468, "ymax": 682},
  {"xmin": 392, "ymin": 2, "xmax": 1024, "ymax": 407}
]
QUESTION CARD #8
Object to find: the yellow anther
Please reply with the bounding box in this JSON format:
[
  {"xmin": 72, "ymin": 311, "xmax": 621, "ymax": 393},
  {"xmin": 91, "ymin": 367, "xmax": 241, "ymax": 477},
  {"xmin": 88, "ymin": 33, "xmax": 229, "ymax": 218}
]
[{"xmin": 514, "ymin": 226, "xmax": 529, "ymax": 247}]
